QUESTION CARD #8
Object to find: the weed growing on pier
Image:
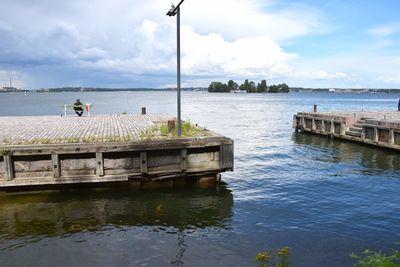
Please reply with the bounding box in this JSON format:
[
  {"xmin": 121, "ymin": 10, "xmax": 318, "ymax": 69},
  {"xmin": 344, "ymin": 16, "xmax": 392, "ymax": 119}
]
[
  {"xmin": 1, "ymin": 138, "xmax": 12, "ymax": 145},
  {"xmin": 0, "ymin": 149, "xmax": 11, "ymax": 156},
  {"xmin": 141, "ymin": 120, "xmax": 210, "ymax": 140}
]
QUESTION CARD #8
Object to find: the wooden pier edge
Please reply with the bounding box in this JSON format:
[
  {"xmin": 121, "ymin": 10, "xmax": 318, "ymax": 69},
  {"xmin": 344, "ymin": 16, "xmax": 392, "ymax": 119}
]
[
  {"xmin": 293, "ymin": 111, "xmax": 400, "ymax": 150},
  {"xmin": 0, "ymin": 136, "xmax": 234, "ymax": 189}
]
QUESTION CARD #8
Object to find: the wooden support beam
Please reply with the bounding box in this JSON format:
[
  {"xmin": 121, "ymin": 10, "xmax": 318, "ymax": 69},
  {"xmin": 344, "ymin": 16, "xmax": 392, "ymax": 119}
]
[
  {"xmin": 4, "ymin": 155, "xmax": 14, "ymax": 180},
  {"xmin": 220, "ymin": 144, "xmax": 234, "ymax": 170},
  {"xmin": 330, "ymin": 120, "xmax": 335, "ymax": 134},
  {"xmin": 140, "ymin": 151, "xmax": 148, "ymax": 174},
  {"xmin": 180, "ymin": 149, "xmax": 187, "ymax": 171},
  {"xmin": 311, "ymin": 119, "xmax": 316, "ymax": 131},
  {"xmin": 96, "ymin": 152, "xmax": 104, "ymax": 176},
  {"xmin": 374, "ymin": 127, "xmax": 379, "ymax": 142},
  {"xmin": 51, "ymin": 154, "xmax": 61, "ymax": 178},
  {"xmin": 340, "ymin": 123, "xmax": 346, "ymax": 136},
  {"xmin": 321, "ymin": 120, "xmax": 325, "ymax": 133},
  {"xmin": 389, "ymin": 129, "xmax": 395, "ymax": 145}
]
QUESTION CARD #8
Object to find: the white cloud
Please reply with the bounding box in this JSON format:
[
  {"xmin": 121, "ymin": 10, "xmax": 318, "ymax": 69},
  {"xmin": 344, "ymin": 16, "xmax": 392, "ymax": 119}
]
[
  {"xmin": 76, "ymin": 20, "xmax": 297, "ymax": 85},
  {"xmin": 6, "ymin": 0, "xmax": 400, "ymax": 89},
  {"xmin": 368, "ymin": 24, "xmax": 400, "ymax": 37}
]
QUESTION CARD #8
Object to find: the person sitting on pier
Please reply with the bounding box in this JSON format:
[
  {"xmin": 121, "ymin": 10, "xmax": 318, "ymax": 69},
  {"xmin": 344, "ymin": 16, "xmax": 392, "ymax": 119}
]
[{"xmin": 74, "ymin": 99, "xmax": 84, "ymax": 117}]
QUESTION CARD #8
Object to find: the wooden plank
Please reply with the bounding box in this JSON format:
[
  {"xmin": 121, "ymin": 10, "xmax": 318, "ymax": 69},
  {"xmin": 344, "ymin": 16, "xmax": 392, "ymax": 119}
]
[
  {"xmin": 4, "ymin": 155, "xmax": 15, "ymax": 180},
  {"xmin": 1, "ymin": 136, "xmax": 232, "ymax": 156},
  {"xmin": 389, "ymin": 129, "xmax": 395, "ymax": 145},
  {"xmin": 140, "ymin": 151, "xmax": 148, "ymax": 174},
  {"xmin": 96, "ymin": 152, "xmax": 104, "ymax": 176},
  {"xmin": 219, "ymin": 144, "xmax": 234, "ymax": 170},
  {"xmin": 374, "ymin": 127, "xmax": 379, "ymax": 142},
  {"xmin": 180, "ymin": 149, "xmax": 187, "ymax": 171},
  {"xmin": 51, "ymin": 154, "xmax": 61, "ymax": 178}
]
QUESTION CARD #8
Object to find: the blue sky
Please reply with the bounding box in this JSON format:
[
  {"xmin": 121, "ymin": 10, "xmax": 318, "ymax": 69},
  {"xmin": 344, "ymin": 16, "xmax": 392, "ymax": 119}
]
[{"xmin": 1, "ymin": 0, "xmax": 400, "ymax": 89}]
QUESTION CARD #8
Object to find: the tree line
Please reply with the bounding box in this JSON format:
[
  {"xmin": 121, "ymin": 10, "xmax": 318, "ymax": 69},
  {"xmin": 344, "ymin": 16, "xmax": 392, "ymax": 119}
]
[{"xmin": 208, "ymin": 79, "xmax": 289, "ymax": 93}]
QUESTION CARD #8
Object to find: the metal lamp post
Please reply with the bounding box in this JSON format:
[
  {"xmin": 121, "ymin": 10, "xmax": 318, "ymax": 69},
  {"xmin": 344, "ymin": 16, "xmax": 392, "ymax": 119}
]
[{"xmin": 166, "ymin": 0, "xmax": 185, "ymax": 136}]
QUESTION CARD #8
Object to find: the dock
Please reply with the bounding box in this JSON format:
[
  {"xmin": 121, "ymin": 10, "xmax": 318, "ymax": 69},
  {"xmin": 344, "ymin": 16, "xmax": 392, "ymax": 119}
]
[
  {"xmin": 293, "ymin": 110, "xmax": 400, "ymax": 150},
  {"xmin": 0, "ymin": 114, "xmax": 234, "ymax": 188}
]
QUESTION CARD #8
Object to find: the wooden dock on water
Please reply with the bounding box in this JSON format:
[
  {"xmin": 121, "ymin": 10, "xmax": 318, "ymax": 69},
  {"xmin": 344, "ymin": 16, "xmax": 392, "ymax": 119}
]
[
  {"xmin": 293, "ymin": 110, "xmax": 400, "ymax": 150},
  {"xmin": 0, "ymin": 114, "xmax": 233, "ymax": 189}
]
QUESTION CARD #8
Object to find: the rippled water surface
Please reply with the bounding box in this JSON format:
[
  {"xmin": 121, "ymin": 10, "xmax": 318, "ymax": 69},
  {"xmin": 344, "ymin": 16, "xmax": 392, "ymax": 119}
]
[{"xmin": 1, "ymin": 91, "xmax": 400, "ymax": 266}]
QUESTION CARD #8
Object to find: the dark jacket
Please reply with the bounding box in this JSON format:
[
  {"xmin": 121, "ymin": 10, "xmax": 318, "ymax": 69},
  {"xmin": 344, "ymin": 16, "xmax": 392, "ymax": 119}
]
[{"xmin": 74, "ymin": 100, "xmax": 83, "ymax": 111}]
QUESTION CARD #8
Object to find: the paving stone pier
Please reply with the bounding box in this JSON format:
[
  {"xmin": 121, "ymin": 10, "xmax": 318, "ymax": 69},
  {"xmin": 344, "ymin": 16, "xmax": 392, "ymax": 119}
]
[
  {"xmin": 293, "ymin": 110, "xmax": 400, "ymax": 150},
  {"xmin": 0, "ymin": 114, "xmax": 234, "ymax": 189}
]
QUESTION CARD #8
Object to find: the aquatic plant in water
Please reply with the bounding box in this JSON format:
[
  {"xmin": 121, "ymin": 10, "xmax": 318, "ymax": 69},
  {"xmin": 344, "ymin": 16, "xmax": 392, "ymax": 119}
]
[
  {"xmin": 256, "ymin": 246, "xmax": 290, "ymax": 267},
  {"xmin": 351, "ymin": 247, "xmax": 400, "ymax": 267}
]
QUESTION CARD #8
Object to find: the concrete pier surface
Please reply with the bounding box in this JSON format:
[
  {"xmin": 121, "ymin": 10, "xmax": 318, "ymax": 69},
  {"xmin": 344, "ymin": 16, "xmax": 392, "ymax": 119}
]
[
  {"xmin": 0, "ymin": 114, "xmax": 234, "ymax": 188},
  {"xmin": 0, "ymin": 114, "xmax": 170, "ymax": 145},
  {"xmin": 293, "ymin": 110, "xmax": 400, "ymax": 150}
]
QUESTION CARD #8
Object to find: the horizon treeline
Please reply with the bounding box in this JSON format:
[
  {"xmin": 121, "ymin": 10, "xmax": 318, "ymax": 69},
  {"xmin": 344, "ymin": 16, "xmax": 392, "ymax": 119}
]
[{"xmin": 208, "ymin": 79, "xmax": 290, "ymax": 93}]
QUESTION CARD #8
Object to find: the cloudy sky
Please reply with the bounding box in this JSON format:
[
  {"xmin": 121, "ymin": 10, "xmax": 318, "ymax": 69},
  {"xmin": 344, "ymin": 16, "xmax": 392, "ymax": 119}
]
[{"xmin": 1, "ymin": 0, "xmax": 400, "ymax": 89}]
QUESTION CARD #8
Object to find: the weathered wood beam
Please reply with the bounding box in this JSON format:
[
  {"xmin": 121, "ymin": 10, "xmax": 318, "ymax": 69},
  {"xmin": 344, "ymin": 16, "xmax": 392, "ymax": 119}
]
[
  {"xmin": 180, "ymin": 149, "xmax": 187, "ymax": 171},
  {"xmin": 51, "ymin": 154, "xmax": 61, "ymax": 178},
  {"xmin": 4, "ymin": 155, "xmax": 15, "ymax": 180},
  {"xmin": 140, "ymin": 151, "xmax": 148, "ymax": 174},
  {"xmin": 220, "ymin": 144, "xmax": 234, "ymax": 170},
  {"xmin": 96, "ymin": 152, "xmax": 104, "ymax": 176}
]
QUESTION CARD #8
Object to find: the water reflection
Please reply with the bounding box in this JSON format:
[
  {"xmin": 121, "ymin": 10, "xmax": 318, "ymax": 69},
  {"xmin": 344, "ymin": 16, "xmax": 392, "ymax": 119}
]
[
  {"xmin": 292, "ymin": 133, "xmax": 400, "ymax": 171},
  {"xmin": 0, "ymin": 185, "xmax": 233, "ymax": 240}
]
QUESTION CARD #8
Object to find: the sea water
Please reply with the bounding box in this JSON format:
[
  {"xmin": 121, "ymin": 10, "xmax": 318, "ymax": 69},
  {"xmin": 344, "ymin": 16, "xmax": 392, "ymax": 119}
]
[{"xmin": 0, "ymin": 91, "xmax": 399, "ymax": 266}]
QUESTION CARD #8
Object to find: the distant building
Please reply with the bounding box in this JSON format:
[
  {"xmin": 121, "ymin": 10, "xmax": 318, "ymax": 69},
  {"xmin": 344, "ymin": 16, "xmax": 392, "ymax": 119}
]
[
  {"xmin": 328, "ymin": 88, "xmax": 336, "ymax": 92},
  {"xmin": 1, "ymin": 77, "xmax": 19, "ymax": 92}
]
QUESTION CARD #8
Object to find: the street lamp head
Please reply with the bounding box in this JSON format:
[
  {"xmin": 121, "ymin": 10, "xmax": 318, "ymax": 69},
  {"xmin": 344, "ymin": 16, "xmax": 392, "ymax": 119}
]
[{"xmin": 166, "ymin": 4, "xmax": 177, "ymax": 16}]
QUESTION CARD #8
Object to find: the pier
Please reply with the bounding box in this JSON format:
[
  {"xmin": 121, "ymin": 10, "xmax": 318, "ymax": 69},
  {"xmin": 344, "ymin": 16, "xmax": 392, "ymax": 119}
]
[
  {"xmin": 0, "ymin": 114, "xmax": 233, "ymax": 188},
  {"xmin": 293, "ymin": 110, "xmax": 400, "ymax": 150}
]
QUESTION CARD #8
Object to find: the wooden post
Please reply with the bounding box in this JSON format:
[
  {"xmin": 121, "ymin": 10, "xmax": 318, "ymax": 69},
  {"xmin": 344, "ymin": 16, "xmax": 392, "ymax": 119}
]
[
  {"xmin": 180, "ymin": 149, "xmax": 187, "ymax": 172},
  {"xmin": 4, "ymin": 155, "xmax": 14, "ymax": 180},
  {"xmin": 96, "ymin": 152, "xmax": 104, "ymax": 176},
  {"xmin": 219, "ymin": 144, "xmax": 234, "ymax": 170},
  {"xmin": 293, "ymin": 115, "xmax": 299, "ymax": 133},
  {"xmin": 389, "ymin": 129, "xmax": 395, "ymax": 145},
  {"xmin": 321, "ymin": 120, "xmax": 325, "ymax": 133},
  {"xmin": 64, "ymin": 104, "xmax": 67, "ymax": 117},
  {"xmin": 313, "ymin": 104, "xmax": 317, "ymax": 112},
  {"xmin": 51, "ymin": 154, "xmax": 61, "ymax": 178},
  {"xmin": 311, "ymin": 119, "xmax": 316, "ymax": 131},
  {"xmin": 361, "ymin": 126, "xmax": 365, "ymax": 141},
  {"xmin": 141, "ymin": 107, "xmax": 146, "ymax": 115},
  {"xmin": 374, "ymin": 127, "xmax": 379, "ymax": 142},
  {"xmin": 340, "ymin": 123, "xmax": 346, "ymax": 136},
  {"xmin": 140, "ymin": 151, "xmax": 148, "ymax": 174}
]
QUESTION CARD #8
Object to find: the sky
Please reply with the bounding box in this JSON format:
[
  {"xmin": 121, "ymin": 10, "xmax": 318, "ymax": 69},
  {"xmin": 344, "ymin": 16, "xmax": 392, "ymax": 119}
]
[{"xmin": 1, "ymin": 0, "xmax": 400, "ymax": 89}]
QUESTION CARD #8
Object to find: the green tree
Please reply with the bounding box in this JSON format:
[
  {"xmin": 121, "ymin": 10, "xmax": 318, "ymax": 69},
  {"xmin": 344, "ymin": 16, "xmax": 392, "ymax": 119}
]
[
  {"xmin": 257, "ymin": 80, "xmax": 268, "ymax": 93},
  {"xmin": 280, "ymin": 83, "xmax": 289, "ymax": 93},
  {"xmin": 208, "ymin": 81, "xmax": 229, "ymax": 92},
  {"xmin": 227, "ymin": 80, "xmax": 238, "ymax": 91},
  {"xmin": 239, "ymin": 79, "xmax": 250, "ymax": 91},
  {"xmin": 248, "ymin": 81, "xmax": 256, "ymax": 93},
  {"xmin": 268, "ymin": 84, "xmax": 279, "ymax": 93}
]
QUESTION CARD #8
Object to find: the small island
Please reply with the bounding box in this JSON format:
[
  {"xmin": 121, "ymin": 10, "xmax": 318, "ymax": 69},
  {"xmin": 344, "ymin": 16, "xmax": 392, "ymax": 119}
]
[{"xmin": 208, "ymin": 79, "xmax": 290, "ymax": 93}]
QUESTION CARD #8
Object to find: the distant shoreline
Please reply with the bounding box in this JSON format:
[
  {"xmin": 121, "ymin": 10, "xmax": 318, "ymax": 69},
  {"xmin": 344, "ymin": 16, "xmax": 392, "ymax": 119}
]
[{"xmin": 2, "ymin": 87, "xmax": 400, "ymax": 93}]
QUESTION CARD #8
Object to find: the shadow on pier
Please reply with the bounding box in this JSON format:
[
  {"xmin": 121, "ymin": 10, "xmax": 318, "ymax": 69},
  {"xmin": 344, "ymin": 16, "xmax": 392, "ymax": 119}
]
[
  {"xmin": 292, "ymin": 132, "xmax": 400, "ymax": 171},
  {"xmin": 0, "ymin": 185, "xmax": 233, "ymax": 240}
]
